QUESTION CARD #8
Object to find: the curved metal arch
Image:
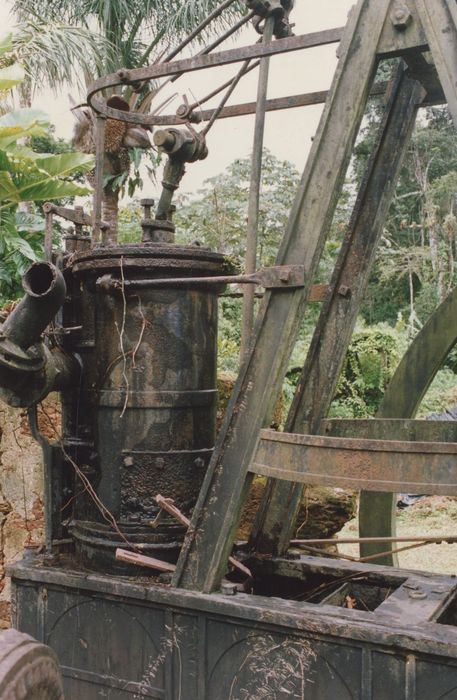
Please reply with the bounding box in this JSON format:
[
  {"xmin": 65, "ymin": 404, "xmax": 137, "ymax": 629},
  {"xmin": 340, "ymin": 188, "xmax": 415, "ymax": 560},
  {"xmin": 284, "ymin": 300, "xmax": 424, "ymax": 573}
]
[{"xmin": 359, "ymin": 286, "xmax": 457, "ymax": 565}]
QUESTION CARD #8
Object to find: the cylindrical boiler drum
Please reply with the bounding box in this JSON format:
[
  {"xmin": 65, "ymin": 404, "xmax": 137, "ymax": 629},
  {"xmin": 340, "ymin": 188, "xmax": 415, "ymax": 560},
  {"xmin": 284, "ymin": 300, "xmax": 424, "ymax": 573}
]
[{"xmin": 69, "ymin": 245, "xmax": 227, "ymax": 572}]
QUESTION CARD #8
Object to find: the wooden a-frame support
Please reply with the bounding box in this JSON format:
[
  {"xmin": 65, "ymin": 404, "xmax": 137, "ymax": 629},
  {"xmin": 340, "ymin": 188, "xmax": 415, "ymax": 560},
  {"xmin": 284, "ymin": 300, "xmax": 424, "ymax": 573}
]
[{"xmin": 173, "ymin": 0, "xmax": 457, "ymax": 592}]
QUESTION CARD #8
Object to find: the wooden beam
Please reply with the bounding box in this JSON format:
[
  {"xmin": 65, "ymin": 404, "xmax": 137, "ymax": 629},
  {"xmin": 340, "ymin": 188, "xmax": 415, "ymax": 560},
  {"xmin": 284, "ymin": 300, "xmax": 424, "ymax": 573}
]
[
  {"xmin": 173, "ymin": 0, "xmax": 394, "ymax": 593},
  {"xmin": 249, "ymin": 66, "xmax": 423, "ymax": 556}
]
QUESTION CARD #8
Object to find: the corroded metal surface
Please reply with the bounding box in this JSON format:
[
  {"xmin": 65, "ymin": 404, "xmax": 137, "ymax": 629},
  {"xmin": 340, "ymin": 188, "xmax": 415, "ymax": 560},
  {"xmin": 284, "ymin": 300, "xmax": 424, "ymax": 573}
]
[
  {"xmin": 10, "ymin": 556, "xmax": 457, "ymax": 699},
  {"xmin": 3, "ymin": 2, "xmax": 457, "ymax": 697},
  {"xmin": 86, "ymin": 29, "xmax": 345, "ymax": 123},
  {"xmin": 0, "ymin": 628, "xmax": 64, "ymax": 700},
  {"xmin": 69, "ymin": 246, "xmax": 225, "ymax": 571},
  {"xmin": 253, "ymin": 427, "xmax": 457, "ymax": 494}
]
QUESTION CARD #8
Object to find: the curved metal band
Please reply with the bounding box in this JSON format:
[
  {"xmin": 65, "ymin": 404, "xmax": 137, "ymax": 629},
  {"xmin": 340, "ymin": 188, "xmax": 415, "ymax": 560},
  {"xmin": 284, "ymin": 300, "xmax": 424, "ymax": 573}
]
[
  {"xmin": 86, "ymin": 28, "xmax": 343, "ymax": 125},
  {"xmin": 359, "ymin": 286, "xmax": 457, "ymax": 565}
]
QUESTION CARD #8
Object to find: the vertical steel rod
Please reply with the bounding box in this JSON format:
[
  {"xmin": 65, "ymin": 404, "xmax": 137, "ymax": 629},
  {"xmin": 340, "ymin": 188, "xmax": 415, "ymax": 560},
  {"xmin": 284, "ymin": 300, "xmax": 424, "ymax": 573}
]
[
  {"xmin": 44, "ymin": 211, "xmax": 53, "ymax": 262},
  {"xmin": 92, "ymin": 114, "xmax": 106, "ymax": 246},
  {"xmin": 240, "ymin": 16, "xmax": 275, "ymax": 360}
]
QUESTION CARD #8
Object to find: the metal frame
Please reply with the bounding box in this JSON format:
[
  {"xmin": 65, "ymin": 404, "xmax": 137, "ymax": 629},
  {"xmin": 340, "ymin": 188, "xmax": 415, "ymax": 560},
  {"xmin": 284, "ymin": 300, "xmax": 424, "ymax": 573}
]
[
  {"xmin": 167, "ymin": 0, "xmax": 457, "ymax": 592},
  {"xmin": 22, "ymin": 0, "xmax": 457, "ymax": 592}
]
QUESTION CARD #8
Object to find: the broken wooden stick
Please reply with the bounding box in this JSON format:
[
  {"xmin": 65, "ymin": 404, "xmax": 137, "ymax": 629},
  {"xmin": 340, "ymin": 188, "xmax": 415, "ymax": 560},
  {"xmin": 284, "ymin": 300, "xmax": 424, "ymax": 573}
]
[
  {"xmin": 154, "ymin": 494, "xmax": 252, "ymax": 579},
  {"xmin": 115, "ymin": 548, "xmax": 176, "ymax": 573}
]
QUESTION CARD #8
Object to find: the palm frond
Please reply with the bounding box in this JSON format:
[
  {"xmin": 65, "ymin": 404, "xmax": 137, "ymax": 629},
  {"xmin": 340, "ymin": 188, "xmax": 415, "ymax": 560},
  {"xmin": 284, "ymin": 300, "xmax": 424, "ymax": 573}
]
[
  {"xmin": 13, "ymin": 19, "xmax": 113, "ymax": 92},
  {"xmin": 12, "ymin": 0, "xmax": 246, "ymax": 87},
  {"xmin": 160, "ymin": 0, "xmax": 246, "ymax": 41}
]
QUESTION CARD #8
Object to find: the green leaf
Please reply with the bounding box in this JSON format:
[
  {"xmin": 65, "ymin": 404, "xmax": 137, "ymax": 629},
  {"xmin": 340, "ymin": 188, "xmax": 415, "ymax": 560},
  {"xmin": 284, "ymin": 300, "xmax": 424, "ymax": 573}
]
[
  {"xmin": 1, "ymin": 176, "xmax": 90, "ymax": 205},
  {"xmin": 0, "ymin": 172, "xmax": 18, "ymax": 201},
  {"xmin": 15, "ymin": 211, "xmax": 45, "ymax": 233},
  {"xmin": 0, "ymin": 108, "xmax": 49, "ymax": 128},
  {"xmin": 0, "ymin": 63, "xmax": 25, "ymax": 91},
  {"xmin": 0, "ymin": 110, "xmax": 50, "ymax": 149},
  {"xmin": 10, "ymin": 235, "xmax": 37, "ymax": 261},
  {"xmin": 0, "ymin": 33, "xmax": 13, "ymax": 56},
  {"xmin": 34, "ymin": 151, "xmax": 94, "ymax": 177}
]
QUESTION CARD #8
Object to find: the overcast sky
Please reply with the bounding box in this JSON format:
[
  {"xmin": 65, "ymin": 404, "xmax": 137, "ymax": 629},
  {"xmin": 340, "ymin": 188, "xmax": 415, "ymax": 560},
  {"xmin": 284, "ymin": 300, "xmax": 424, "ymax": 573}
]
[{"xmin": 2, "ymin": 0, "xmax": 355, "ymax": 194}]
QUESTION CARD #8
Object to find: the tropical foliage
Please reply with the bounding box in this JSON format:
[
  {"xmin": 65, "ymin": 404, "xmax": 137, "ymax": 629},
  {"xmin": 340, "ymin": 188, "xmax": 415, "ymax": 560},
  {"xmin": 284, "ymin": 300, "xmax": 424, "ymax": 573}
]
[
  {"xmin": 12, "ymin": 0, "xmax": 245, "ymax": 237},
  {"xmin": 0, "ymin": 34, "xmax": 94, "ymax": 300},
  {"xmin": 357, "ymin": 106, "xmax": 457, "ymax": 331}
]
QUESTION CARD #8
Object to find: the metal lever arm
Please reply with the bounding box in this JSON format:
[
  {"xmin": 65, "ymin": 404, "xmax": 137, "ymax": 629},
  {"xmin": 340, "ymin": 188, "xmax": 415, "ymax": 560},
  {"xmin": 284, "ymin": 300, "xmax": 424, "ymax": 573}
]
[{"xmin": 96, "ymin": 265, "xmax": 306, "ymax": 292}]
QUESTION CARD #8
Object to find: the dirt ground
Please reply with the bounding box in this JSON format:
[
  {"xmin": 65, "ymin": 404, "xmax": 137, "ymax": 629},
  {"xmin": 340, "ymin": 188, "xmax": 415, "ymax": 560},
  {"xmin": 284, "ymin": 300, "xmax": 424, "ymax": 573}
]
[{"xmin": 337, "ymin": 496, "xmax": 457, "ymax": 574}]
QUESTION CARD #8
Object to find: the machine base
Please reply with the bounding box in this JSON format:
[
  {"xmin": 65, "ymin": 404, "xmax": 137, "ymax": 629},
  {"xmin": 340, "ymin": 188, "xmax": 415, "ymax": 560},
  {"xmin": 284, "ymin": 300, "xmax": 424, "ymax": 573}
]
[{"xmin": 9, "ymin": 554, "xmax": 457, "ymax": 699}]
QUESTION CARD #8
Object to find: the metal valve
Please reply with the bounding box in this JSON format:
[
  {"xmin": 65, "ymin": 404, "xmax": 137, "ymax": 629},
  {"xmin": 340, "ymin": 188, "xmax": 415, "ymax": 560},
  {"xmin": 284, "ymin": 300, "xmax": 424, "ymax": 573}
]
[
  {"xmin": 153, "ymin": 127, "xmax": 208, "ymax": 163},
  {"xmin": 146, "ymin": 128, "xmax": 208, "ymax": 238}
]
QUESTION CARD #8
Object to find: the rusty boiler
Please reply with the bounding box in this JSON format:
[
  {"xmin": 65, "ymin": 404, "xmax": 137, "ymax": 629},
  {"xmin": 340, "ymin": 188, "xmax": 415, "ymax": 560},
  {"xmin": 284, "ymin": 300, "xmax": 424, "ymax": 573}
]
[{"xmin": 67, "ymin": 239, "xmax": 226, "ymax": 571}]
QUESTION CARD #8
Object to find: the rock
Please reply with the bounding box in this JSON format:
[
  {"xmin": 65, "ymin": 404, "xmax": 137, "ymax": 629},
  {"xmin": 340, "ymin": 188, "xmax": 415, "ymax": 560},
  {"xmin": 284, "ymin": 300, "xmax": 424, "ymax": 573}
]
[
  {"xmin": 237, "ymin": 477, "xmax": 356, "ymax": 542},
  {"xmin": 217, "ymin": 372, "xmax": 285, "ymax": 433}
]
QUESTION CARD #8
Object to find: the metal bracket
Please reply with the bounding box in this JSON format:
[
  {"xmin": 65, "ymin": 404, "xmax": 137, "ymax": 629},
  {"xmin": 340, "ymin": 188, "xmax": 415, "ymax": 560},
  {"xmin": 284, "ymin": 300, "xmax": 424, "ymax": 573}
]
[{"xmin": 247, "ymin": 0, "xmax": 295, "ymax": 38}]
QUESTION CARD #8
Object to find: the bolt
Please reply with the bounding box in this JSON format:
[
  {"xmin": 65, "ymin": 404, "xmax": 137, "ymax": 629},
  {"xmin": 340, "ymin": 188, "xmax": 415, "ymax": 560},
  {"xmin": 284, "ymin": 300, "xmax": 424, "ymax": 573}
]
[
  {"xmin": 123, "ymin": 456, "xmax": 134, "ymax": 467},
  {"xmin": 176, "ymin": 104, "xmax": 189, "ymax": 118},
  {"xmin": 221, "ymin": 582, "xmax": 237, "ymax": 596},
  {"xmin": 431, "ymin": 586, "xmax": 447, "ymax": 595},
  {"xmin": 279, "ymin": 269, "xmax": 291, "ymax": 283},
  {"xmin": 154, "ymin": 129, "xmax": 176, "ymax": 152},
  {"xmin": 338, "ymin": 285, "xmax": 351, "ymax": 297},
  {"xmin": 141, "ymin": 199, "xmax": 155, "ymax": 220},
  {"xmin": 390, "ymin": 4, "xmax": 412, "ymax": 31},
  {"xmin": 194, "ymin": 457, "xmax": 205, "ymax": 469},
  {"xmin": 117, "ymin": 68, "xmax": 131, "ymax": 82},
  {"xmin": 408, "ymin": 588, "xmax": 427, "ymax": 600}
]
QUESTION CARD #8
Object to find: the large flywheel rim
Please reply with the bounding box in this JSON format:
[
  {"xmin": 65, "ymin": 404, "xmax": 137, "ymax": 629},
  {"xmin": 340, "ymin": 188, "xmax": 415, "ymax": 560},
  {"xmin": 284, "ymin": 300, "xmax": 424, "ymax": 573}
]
[{"xmin": 359, "ymin": 286, "xmax": 457, "ymax": 564}]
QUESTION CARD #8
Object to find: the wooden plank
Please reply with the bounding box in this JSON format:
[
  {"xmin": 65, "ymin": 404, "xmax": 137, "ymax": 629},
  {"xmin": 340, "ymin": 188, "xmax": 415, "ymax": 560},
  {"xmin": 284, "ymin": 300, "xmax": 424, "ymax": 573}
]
[
  {"xmin": 173, "ymin": 0, "xmax": 393, "ymax": 593},
  {"xmin": 249, "ymin": 65, "xmax": 423, "ymax": 556},
  {"xmin": 415, "ymin": 0, "xmax": 457, "ymax": 127},
  {"xmin": 376, "ymin": 0, "xmax": 428, "ymax": 57},
  {"xmin": 252, "ymin": 429, "xmax": 457, "ymax": 495},
  {"xmin": 115, "ymin": 548, "xmax": 176, "ymax": 572}
]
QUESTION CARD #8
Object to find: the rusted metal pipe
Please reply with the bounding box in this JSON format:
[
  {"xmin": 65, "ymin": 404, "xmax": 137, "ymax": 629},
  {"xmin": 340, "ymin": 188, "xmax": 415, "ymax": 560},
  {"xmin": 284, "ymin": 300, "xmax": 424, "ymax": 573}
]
[
  {"xmin": 2, "ymin": 262, "xmax": 66, "ymax": 350},
  {"xmin": 0, "ymin": 262, "xmax": 78, "ymax": 408}
]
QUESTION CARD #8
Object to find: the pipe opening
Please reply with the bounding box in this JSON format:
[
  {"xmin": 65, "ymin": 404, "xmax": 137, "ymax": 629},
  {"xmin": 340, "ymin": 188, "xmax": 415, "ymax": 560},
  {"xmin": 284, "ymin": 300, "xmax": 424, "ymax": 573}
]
[{"xmin": 23, "ymin": 262, "xmax": 56, "ymax": 297}]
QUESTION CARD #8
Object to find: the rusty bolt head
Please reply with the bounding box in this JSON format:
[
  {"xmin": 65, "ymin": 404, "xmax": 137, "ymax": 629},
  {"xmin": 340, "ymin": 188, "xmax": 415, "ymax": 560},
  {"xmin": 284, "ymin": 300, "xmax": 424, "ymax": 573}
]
[
  {"xmin": 338, "ymin": 285, "xmax": 351, "ymax": 297},
  {"xmin": 279, "ymin": 269, "xmax": 291, "ymax": 283},
  {"xmin": 117, "ymin": 68, "xmax": 131, "ymax": 82},
  {"xmin": 221, "ymin": 582, "xmax": 237, "ymax": 596},
  {"xmin": 390, "ymin": 4, "xmax": 412, "ymax": 31},
  {"xmin": 176, "ymin": 104, "xmax": 190, "ymax": 118},
  {"xmin": 408, "ymin": 588, "xmax": 427, "ymax": 600}
]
